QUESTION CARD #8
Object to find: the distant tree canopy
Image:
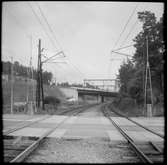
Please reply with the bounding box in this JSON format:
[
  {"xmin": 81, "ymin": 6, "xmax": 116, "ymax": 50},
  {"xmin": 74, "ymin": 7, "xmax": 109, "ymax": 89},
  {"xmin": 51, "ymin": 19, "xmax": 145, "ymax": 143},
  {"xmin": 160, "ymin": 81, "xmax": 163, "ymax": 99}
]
[
  {"xmin": 56, "ymin": 82, "xmax": 99, "ymax": 89},
  {"xmin": 57, "ymin": 82, "xmax": 70, "ymax": 87},
  {"xmin": 118, "ymin": 11, "xmax": 164, "ymax": 105},
  {"xmin": 57, "ymin": 82, "xmax": 85, "ymax": 88},
  {"xmin": 2, "ymin": 60, "xmax": 53, "ymax": 85}
]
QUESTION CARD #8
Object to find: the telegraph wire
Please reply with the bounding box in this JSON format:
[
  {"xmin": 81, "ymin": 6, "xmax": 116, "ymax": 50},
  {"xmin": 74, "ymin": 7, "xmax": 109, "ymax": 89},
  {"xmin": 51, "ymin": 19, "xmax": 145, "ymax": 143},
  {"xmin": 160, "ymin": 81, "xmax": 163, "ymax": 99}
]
[
  {"xmin": 36, "ymin": 2, "xmax": 63, "ymax": 52},
  {"xmin": 112, "ymin": 3, "xmax": 140, "ymax": 50},
  {"xmin": 66, "ymin": 58, "xmax": 86, "ymax": 78},
  {"xmin": 111, "ymin": 44, "xmax": 134, "ymax": 52},
  {"xmin": 120, "ymin": 20, "xmax": 138, "ymax": 47},
  {"xmin": 28, "ymin": 2, "xmax": 85, "ymax": 80},
  {"xmin": 27, "ymin": 2, "xmax": 58, "ymax": 51},
  {"xmin": 120, "ymin": 3, "xmax": 148, "ymax": 48}
]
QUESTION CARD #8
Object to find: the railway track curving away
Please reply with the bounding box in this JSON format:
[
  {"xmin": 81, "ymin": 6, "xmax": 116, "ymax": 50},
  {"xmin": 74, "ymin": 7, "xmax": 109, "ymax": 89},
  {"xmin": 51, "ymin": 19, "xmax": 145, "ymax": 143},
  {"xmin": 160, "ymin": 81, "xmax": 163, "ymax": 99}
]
[
  {"xmin": 3, "ymin": 103, "xmax": 164, "ymax": 163},
  {"xmin": 101, "ymin": 103, "xmax": 164, "ymax": 163}
]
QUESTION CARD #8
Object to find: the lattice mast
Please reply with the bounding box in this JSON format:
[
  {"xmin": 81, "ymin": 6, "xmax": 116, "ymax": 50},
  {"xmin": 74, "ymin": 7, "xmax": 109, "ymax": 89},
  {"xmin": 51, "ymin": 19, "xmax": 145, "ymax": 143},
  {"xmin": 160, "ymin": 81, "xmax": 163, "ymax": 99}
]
[{"xmin": 144, "ymin": 36, "xmax": 154, "ymax": 114}]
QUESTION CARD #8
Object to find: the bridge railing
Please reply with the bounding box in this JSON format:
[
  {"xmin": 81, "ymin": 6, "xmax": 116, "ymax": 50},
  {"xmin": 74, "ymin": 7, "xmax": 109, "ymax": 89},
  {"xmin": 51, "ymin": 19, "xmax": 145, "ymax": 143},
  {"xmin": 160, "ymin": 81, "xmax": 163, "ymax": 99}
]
[{"xmin": 71, "ymin": 87, "xmax": 119, "ymax": 93}]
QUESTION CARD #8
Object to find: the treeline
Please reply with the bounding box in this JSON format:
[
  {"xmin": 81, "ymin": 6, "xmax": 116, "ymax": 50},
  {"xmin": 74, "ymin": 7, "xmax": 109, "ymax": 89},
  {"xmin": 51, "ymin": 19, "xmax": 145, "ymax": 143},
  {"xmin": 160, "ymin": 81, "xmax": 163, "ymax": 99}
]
[
  {"xmin": 2, "ymin": 60, "xmax": 53, "ymax": 85},
  {"xmin": 57, "ymin": 82, "xmax": 84, "ymax": 87},
  {"xmin": 57, "ymin": 82, "xmax": 98, "ymax": 89},
  {"xmin": 118, "ymin": 11, "xmax": 164, "ymax": 106}
]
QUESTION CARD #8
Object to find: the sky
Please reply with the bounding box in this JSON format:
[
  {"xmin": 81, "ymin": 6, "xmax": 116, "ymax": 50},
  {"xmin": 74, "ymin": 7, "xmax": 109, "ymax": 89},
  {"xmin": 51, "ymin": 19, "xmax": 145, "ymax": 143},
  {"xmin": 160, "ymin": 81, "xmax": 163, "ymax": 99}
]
[{"xmin": 2, "ymin": 1, "xmax": 164, "ymax": 84}]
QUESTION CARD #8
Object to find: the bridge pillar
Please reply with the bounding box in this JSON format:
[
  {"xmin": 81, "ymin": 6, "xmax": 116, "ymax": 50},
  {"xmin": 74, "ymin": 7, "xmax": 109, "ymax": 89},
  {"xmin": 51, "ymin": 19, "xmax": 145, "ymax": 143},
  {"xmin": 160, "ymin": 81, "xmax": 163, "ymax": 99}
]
[
  {"xmin": 101, "ymin": 96, "xmax": 104, "ymax": 103},
  {"xmin": 97, "ymin": 95, "xmax": 104, "ymax": 103},
  {"xmin": 78, "ymin": 94, "xmax": 86, "ymax": 103},
  {"xmin": 97, "ymin": 95, "xmax": 101, "ymax": 103}
]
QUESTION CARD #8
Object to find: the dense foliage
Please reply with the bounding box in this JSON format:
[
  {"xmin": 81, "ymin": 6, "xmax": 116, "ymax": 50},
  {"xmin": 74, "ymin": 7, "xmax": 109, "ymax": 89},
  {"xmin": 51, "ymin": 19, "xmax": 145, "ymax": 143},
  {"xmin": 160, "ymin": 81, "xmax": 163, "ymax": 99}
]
[
  {"xmin": 57, "ymin": 82, "xmax": 98, "ymax": 89},
  {"xmin": 2, "ymin": 60, "xmax": 53, "ymax": 85},
  {"xmin": 118, "ymin": 11, "xmax": 164, "ymax": 105}
]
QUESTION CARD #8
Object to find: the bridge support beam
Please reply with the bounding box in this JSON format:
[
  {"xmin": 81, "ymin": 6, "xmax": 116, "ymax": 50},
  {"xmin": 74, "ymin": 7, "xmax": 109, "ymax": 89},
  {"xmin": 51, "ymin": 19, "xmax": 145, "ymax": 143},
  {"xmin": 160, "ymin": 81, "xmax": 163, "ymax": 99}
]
[
  {"xmin": 78, "ymin": 94, "xmax": 86, "ymax": 103},
  {"xmin": 101, "ymin": 96, "xmax": 104, "ymax": 103},
  {"xmin": 97, "ymin": 95, "xmax": 104, "ymax": 103},
  {"xmin": 97, "ymin": 95, "xmax": 101, "ymax": 103}
]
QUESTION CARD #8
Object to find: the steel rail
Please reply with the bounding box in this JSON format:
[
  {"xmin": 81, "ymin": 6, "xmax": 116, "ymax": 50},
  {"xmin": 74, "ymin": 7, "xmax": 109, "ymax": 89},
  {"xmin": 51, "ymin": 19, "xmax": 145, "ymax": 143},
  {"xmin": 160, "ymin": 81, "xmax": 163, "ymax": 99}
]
[
  {"xmin": 9, "ymin": 104, "xmax": 98, "ymax": 162},
  {"xmin": 102, "ymin": 109, "xmax": 153, "ymax": 163},
  {"xmin": 58, "ymin": 103, "xmax": 99, "ymax": 115},
  {"xmin": 149, "ymin": 141, "xmax": 162, "ymax": 153},
  {"xmin": 3, "ymin": 115, "xmax": 51, "ymax": 135},
  {"xmin": 126, "ymin": 117, "xmax": 164, "ymax": 139},
  {"xmin": 4, "ymin": 103, "xmax": 98, "ymax": 135},
  {"xmin": 109, "ymin": 105, "xmax": 164, "ymax": 138}
]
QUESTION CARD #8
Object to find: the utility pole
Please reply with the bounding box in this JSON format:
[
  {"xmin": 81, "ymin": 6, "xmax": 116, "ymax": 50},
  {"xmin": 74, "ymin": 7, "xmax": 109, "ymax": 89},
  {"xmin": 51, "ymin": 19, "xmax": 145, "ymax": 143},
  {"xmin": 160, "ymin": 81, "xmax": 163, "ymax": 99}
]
[
  {"xmin": 36, "ymin": 40, "xmax": 40, "ymax": 108},
  {"xmin": 10, "ymin": 56, "xmax": 14, "ymax": 114},
  {"xmin": 36, "ymin": 39, "xmax": 44, "ymax": 110},
  {"xmin": 40, "ymin": 56, "xmax": 45, "ymax": 110},
  {"xmin": 144, "ymin": 36, "xmax": 153, "ymax": 117},
  {"xmin": 30, "ymin": 36, "xmax": 34, "ymax": 103},
  {"xmin": 26, "ymin": 63, "xmax": 29, "ymax": 104},
  {"xmin": 29, "ymin": 35, "xmax": 36, "ymax": 114}
]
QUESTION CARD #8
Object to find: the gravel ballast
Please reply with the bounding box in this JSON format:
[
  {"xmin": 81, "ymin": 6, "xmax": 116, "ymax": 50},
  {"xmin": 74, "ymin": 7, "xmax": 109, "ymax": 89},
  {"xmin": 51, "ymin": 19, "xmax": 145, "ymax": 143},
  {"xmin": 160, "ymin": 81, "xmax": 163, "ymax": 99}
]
[{"xmin": 25, "ymin": 138, "xmax": 140, "ymax": 163}]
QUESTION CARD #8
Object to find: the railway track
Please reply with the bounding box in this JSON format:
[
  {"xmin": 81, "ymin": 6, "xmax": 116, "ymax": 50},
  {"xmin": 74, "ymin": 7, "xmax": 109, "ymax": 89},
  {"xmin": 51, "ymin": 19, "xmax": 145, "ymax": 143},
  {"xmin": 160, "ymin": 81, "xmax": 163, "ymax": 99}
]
[
  {"xmin": 107, "ymin": 104, "xmax": 164, "ymax": 138},
  {"xmin": 3, "ymin": 103, "xmax": 97, "ymax": 163},
  {"xmin": 101, "ymin": 104, "xmax": 164, "ymax": 163},
  {"xmin": 56, "ymin": 103, "xmax": 100, "ymax": 115},
  {"xmin": 3, "ymin": 103, "xmax": 98, "ymax": 135},
  {"xmin": 3, "ymin": 115, "xmax": 50, "ymax": 135}
]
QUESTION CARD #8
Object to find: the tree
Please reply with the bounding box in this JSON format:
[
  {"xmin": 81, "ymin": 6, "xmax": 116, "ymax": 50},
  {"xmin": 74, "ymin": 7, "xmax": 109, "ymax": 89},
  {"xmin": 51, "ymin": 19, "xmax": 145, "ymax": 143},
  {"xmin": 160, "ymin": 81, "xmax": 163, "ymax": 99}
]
[
  {"xmin": 2, "ymin": 60, "xmax": 54, "ymax": 86},
  {"xmin": 133, "ymin": 11, "xmax": 164, "ymax": 103},
  {"xmin": 118, "ymin": 59, "xmax": 136, "ymax": 96},
  {"xmin": 13, "ymin": 61, "xmax": 20, "ymax": 76},
  {"xmin": 118, "ymin": 11, "xmax": 164, "ymax": 105},
  {"xmin": 2, "ymin": 61, "xmax": 11, "ymax": 75},
  {"xmin": 42, "ymin": 71, "xmax": 53, "ymax": 85}
]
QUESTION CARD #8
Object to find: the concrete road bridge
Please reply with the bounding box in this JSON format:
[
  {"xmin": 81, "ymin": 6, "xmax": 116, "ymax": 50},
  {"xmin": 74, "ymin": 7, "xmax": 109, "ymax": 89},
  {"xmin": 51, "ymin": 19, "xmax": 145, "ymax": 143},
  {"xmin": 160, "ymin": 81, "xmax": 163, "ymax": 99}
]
[
  {"xmin": 83, "ymin": 79, "xmax": 120, "ymax": 92},
  {"xmin": 59, "ymin": 87, "xmax": 119, "ymax": 103}
]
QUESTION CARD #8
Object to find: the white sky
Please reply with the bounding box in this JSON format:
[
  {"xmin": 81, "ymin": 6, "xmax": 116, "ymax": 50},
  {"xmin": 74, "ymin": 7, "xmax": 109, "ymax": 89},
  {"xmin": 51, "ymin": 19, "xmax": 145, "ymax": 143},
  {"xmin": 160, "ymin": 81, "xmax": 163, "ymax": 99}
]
[{"xmin": 2, "ymin": 1, "xmax": 164, "ymax": 84}]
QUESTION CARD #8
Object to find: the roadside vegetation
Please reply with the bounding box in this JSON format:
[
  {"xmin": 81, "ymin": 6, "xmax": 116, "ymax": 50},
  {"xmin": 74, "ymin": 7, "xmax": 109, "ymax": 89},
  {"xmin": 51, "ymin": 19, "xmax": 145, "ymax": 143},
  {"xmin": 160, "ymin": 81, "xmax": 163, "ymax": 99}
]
[
  {"xmin": 2, "ymin": 80, "xmax": 66, "ymax": 114},
  {"xmin": 113, "ymin": 11, "xmax": 164, "ymax": 116},
  {"xmin": 2, "ymin": 79, "xmax": 90, "ymax": 115}
]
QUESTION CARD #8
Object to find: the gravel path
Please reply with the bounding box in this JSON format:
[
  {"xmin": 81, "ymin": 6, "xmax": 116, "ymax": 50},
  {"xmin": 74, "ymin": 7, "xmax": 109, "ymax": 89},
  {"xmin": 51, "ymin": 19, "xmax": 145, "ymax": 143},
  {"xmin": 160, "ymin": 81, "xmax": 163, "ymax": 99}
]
[{"xmin": 25, "ymin": 138, "xmax": 140, "ymax": 163}]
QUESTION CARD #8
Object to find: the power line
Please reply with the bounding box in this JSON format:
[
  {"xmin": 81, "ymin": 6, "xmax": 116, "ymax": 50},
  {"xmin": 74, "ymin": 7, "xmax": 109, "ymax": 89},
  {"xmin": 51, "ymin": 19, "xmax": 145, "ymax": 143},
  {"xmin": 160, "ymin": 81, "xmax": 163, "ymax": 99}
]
[
  {"xmin": 111, "ymin": 44, "xmax": 134, "ymax": 52},
  {"xmin": 27, "ymin": 2, "xmax": 58, "ymax": 51},
  {"xmin": 112, "ymin": 51, "xmax": 133, "ymax": 57},
  {"xmin": 28, "ymin": 2, "xmax": 84, "ymax": 80},
  {"xmin": 53, "ymin": 64, "xmax": 74, "ymax": 82},
  {"xmin": 66, "ymin": 59, "xmax": 86, "ymax": 78},
  {"xmin": 112, "ymin": 3, "xmax": 140, "ymax": 50},
  {"xmin": 36, "ymin": 2, "xmax": 63, "ymax": 52},
  {"xmin": 42, "ymin": 51, "xmax": 64, "ymax": 63},
  {"xmin": 120, "ymin": 4, "xmax": 148, "ymax": 47},
  {"xmin": 120, "ymin": 20, "xmax": 138, "ymax": 47}
]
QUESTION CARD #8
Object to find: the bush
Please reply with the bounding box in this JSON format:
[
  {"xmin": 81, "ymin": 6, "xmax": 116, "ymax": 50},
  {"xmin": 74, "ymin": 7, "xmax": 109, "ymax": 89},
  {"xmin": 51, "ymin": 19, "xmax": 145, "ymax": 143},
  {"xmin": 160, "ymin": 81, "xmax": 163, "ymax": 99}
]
[
  {"xmin": 44, "ymin": 96, "xmax": 60, "ymax": 105},
  {"xmin": 44, "ymin": 96, "xmax": 60, "ymax": 114},
  {"xmin": 114, "ymin": 97, "xmax": 136, "ymax": 111}
]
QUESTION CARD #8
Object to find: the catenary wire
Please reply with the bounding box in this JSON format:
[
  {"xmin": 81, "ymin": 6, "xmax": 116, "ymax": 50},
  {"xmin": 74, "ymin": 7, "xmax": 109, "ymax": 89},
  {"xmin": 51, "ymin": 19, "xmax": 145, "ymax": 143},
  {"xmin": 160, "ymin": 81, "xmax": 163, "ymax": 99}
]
[
  {"xmin": 27, "ymin": 2, "xmax": 59, "ymax": 52},
  {"xmin": 112, "ymin": 3, "xmax": 140, "ymax": 50},
  {"xmin": 36, "ymin": 2, "xmax": 63, "ymax": 52}
]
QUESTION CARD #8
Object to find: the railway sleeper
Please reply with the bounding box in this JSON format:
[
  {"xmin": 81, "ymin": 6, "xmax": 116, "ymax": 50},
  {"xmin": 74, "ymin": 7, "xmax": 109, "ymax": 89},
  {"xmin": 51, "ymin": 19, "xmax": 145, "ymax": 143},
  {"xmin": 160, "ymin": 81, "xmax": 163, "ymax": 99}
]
[
  {"xmin": 4, "ymin": 150, "xmax": 22, "ymax": 158},
  {"xmin": 4, "ymin": 144, "xmax": 30, "ymax": 150},
  {"xmin": 149, "ymin": 156, "xmax": 164, "ymax": 162}
]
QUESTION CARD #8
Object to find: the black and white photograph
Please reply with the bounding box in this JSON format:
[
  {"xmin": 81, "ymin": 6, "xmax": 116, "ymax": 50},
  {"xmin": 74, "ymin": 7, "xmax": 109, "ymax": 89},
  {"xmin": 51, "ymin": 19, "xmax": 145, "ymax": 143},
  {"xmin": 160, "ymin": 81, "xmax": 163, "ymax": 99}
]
[{"xmin": 2, "ymin": 1, "xmax": 164, "ymax": 163}]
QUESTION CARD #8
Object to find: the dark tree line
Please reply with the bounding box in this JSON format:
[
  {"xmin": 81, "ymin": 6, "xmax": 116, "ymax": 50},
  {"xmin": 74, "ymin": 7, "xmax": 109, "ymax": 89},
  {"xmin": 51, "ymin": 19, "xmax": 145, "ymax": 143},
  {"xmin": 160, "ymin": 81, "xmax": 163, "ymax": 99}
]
[
  {"xmin": 118, "ymin": 11, "xmax": 164, "ymax": 105},
  {"xmin": 2, "ymin": 60, "xmax": 53, "ymax": 85},
  {"xmin": 56, "ymin": 82, "xmax": 98, "ymax": 89}
]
